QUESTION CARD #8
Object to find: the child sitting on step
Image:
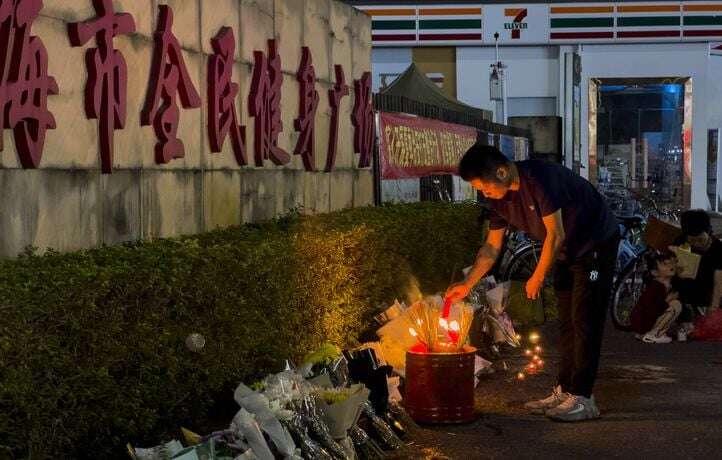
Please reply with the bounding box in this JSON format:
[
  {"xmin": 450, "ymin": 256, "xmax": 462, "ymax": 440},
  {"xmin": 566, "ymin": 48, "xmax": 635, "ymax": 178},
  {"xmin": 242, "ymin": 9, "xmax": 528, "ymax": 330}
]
[{"xmin": 630, "ymin": 251, "xmax": 682, "ymax": 344}]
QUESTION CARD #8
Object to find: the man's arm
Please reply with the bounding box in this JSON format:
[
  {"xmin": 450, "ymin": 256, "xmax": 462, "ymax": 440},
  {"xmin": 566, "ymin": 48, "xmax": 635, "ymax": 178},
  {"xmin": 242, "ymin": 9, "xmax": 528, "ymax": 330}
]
[
  {"xmin": 526, "ymin": 210, "xmax": 565, "ymax": 299},
  {"xmin": 710, "ymin": 269, "xmax": 722, "ymax": 311},
  {"xmin": 445, "ymin": 228, "xmax": 505, "ymax": 301}
]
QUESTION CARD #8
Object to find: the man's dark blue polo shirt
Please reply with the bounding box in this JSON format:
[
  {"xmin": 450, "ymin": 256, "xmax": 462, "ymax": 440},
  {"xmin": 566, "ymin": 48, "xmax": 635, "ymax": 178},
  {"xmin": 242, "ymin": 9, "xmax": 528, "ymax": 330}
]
[{"xmin": 487, "ymin": 160, "xmax": 618, "ymax": 261}]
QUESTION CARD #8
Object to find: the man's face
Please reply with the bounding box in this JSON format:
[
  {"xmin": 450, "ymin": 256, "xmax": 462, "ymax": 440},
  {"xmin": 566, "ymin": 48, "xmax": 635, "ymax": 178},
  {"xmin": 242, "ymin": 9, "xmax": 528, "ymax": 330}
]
[
  {"xmin": 469, "ymin": 177, "xmax": 510, "ymax": 199},
  {"xmin": 686, "ymin": 231, "xmax": 711, "ymax": 251}
]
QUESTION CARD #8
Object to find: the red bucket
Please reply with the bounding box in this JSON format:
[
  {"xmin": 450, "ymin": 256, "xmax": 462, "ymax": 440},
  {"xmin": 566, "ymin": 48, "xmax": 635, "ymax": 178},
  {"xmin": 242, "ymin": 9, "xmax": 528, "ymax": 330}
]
[{"xmin": 403, "ymin": 346, "xmax": 477, "ymax": 424}]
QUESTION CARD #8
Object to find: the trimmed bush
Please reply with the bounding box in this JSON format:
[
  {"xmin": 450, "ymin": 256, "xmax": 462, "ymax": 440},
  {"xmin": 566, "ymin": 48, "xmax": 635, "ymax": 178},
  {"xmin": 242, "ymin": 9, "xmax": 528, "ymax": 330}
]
[{"xmin": 0, "ymin": 202, "xmax": 485, "ymax": 459}]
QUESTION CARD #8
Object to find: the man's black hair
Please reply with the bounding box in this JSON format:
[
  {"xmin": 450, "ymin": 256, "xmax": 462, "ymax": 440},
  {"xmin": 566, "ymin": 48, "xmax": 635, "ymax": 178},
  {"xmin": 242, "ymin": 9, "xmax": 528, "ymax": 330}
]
[
  {"xmin": 680, "ymin": 209, "xmax": 711, "ymax": 236},
  {"xmin": 457, "ymin": 144, "xmax": 511, "ymax": 182}
]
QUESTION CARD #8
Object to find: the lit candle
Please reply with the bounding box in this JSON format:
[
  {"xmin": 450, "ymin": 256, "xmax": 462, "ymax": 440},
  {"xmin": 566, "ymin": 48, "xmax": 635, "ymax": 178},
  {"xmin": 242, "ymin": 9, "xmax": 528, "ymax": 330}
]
[
  {"xmin": 515, "ymin": 334, "xmax": 522, "ymax": 341},
  {"xmin": 529, "ymin": 332, "xmax": 540, "ymax": 344},
  {"xmin": 532, "ymin": 355, "xmax": 540, "ymax": 362},
  {"xmin": 517, "ymin": 372, "xmax": 526, "ymax": 380},
  {"xmin": 408, "ymin": 328, "xmax": 418, "ymax": 337},
  {"xmin": 534, "ymin": 345, "xmax": 542, "ymax": 353},
  {"xmin": 524, "ymin": 349, "xmax": 532, "ymax": 356},
  {"xmin": 537, "ymin": 359, "xmax": 544, "ymax": 367},
  {"xmin": 449, "ymin": 320, "xmax": 460, "ymax": 331},
  {"xmin": 439, "ymin": 318, "xmax": 449, "ymax": 330}
]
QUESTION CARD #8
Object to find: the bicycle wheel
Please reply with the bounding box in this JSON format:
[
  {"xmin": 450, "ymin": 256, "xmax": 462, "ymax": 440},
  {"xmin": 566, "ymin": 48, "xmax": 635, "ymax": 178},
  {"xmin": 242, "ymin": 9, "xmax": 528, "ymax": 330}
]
[
  {"xmin": 610, "ymin": 255, "xmax": 648, "ymax": 330},
  {"xmin": 500, "ymin": 243, "xmax": 542, "ymax": 281}
]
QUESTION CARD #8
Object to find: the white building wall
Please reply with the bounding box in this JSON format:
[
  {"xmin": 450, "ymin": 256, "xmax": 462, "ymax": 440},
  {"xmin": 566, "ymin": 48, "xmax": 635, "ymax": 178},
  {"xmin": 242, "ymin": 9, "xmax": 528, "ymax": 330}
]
[
  {"xmin": 456, "ymin": 46, "xmax": 560, "ymax": 118},
  {"xmin": 705, "ymin": 55, "xmax": 722, "ymax": 210},
  {"xmin": 578, "ymin": 42, "xmax": 710, "ymax": 208}
]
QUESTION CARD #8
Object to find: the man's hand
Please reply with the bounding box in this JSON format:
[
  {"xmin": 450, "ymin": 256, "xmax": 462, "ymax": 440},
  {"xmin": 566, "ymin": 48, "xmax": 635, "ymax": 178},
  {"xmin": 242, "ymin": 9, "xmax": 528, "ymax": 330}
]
[
  {"xmin": 525, "ymin": 274, "xmax": 544, "ymax": 300},
  {"xmin": 445, "ymin": 281, "xmax": 472, "ymax": 303}
]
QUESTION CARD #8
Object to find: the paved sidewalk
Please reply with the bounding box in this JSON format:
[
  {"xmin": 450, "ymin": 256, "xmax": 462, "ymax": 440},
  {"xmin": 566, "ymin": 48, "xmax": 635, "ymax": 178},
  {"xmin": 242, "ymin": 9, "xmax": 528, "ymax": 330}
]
[{"xmin": 406, "ymin": 320, "xmax": 722, "ymax": 459}]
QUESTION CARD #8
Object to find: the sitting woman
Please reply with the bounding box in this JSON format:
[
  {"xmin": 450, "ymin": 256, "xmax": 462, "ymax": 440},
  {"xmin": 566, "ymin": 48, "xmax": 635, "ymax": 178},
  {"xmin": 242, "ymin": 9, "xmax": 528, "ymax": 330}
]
[
  {"xmin": 673, "ymin": 210, "xmax": 722, "ymax": 314},
  {"xmin": 630, "ymin": 251, "xmax": 682, "ymax": 344}
]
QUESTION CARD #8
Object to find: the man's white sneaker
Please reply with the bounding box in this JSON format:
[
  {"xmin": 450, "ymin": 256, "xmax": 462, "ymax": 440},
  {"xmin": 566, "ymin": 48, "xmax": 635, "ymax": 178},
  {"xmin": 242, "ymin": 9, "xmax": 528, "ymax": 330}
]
[
  {"xmin": 546, "ymin": 394, "xmax": 600, "ymax": 422},
  {"xmin": 524, "ymin": 385, "xmax": 570, "ymax": 415},
  {"xmin": 642, "ymin": 333, "xmax": 672, "ymax": 344}
]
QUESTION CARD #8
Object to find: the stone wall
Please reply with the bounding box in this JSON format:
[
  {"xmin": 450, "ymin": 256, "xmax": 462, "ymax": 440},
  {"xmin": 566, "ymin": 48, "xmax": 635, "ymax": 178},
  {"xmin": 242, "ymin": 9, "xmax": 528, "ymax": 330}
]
[{"xmin": 0, "ymin": 0, "xmax": 373, "ymax": 258}]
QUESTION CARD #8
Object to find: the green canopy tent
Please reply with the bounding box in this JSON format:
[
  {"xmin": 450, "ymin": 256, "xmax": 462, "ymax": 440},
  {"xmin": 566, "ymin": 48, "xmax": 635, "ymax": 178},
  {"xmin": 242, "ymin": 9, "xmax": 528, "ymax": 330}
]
[{"xmin": 379, "ymin": 63, "xmax": 493, "ymax": 122}]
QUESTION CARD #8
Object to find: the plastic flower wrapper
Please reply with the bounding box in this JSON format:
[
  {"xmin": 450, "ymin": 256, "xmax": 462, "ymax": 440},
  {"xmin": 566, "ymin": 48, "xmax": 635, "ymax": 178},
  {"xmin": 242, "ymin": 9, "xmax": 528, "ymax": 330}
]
[
  {"xmin": 328, "ymin": 355, "xmax": 351, "ymax": 387},
  {"xmin": 484, "ymin": 280, "xmax": 511, "ymax": 315},
  {"xmin": 293, "ymin": 394, "xmax": 348, "ymax": 460},
  {"xmin": 260, "ymin": 371, "xmax": 305, "ymax": 408},
  {"xmin": 361, "ymin": 401, "xmax": 403, "ymax": 451},
  {"xmin": 315, "ymin": 384, "xmax": 370, "ymax": 440},
  {"xmin": 230, "ymin": 408, "xmax": 274, "ymax": 460},
  {"xmin": 377, "ymin": 335, "xmax": 406, "ymax": 376},
  {"xmin": 337, "ymin": 436, "xmax": 358, "ymax": 460},
  {"xmin": 233, "ymin": 383, "xmax": 299, "ymax": 459},
  {"xmin": 127, "ymin": 440, "xmax": 184, "ymax": 460},
  {"xmin": 299, "ymin": 343, "xmax": 342, "ymax": 378},
  {"xmin": 478, "ymin": 304, "xmax": 520, "ymax": 348},
  {"xmin": 373, "ymin": 299, "xmax": 407, "ymax": 326},
  {"xmin": 376, "ymin": 310, "xmax": 419, "ymax": 350},
  {"xmin": 386, "ymin": 376, "xmax": 402, "ymax": 403},
  {"xmin": 169, "ymin": 437, "xmax": 242, "ymax": 460},
  {"xmin": 282, "ymin": 413, "xmax": 334, "ymax": 460},
  {"xmin": 348, "ymin": 425, "xmax": 384, "ymax": 460},
  {"xmin": 181, "ymin": 428, "xmax": 256, "ymax": 459},
  {"xmin": 388, "ymin": 401, "xmax": 418, "ymax": 434}
]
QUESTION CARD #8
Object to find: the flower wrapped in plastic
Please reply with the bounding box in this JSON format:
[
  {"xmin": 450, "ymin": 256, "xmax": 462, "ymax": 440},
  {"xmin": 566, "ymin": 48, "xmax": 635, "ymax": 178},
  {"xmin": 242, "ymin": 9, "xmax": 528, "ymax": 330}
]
[
  {"xmin": 315, "ymin": 384, "xmax": 370, "ymax": 439},
  {"xmin": 233, "ymin": 383, "xmax": 300, "ymax": 459},
  {"xmin": 360, "ymin": 401, "xmax": 403, "ymax": 451},
  {"xmin": 293, "ymin": 394, "xmax": 349, "ymax": 460},
  {"xmin": 348, "ymin": 425, "xmax": 385, "ymax": 460},
  {"xmin": 299, "ymin": 343, "xmax": 342, "ymax": 379},
  {"xmin": 230, "ymin": 408, "xmax": 275, "ymax": 460},
  {"xmin": 127, "ymin": 440, "xmax": 184, "ymax": 460},
  {"xmin": 282, "ymin": 413, "xmax": 334, "ymax": 460}
]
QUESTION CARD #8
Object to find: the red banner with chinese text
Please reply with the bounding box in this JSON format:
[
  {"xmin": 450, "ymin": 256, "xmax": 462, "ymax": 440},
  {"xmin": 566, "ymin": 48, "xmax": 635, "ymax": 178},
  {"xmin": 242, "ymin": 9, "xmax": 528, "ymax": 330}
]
[{"xmin": 379, "ymin": 112, "xmax": 478, "ymax": 179}]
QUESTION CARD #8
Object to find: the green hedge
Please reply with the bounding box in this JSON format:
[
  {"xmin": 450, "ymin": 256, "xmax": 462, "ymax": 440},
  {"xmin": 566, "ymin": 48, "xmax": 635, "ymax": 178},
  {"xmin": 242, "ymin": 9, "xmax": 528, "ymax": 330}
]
[{"xmin": 0, "ymin": 202, "xmax": 485, "ymax": 459}]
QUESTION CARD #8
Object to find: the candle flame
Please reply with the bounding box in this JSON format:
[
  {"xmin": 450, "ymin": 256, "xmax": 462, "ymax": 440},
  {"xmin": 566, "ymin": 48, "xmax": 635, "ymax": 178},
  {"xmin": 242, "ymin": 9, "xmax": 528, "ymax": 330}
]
[
  {"xmin": 517, "ymin": 372, "xmax": 526, "ymax": 380},
  {"xmin": 449, "ymin": 320, "xmax": 460, "ymax": 332},
  {"xmin": 408, "ymin": 327, "xmax": 418, "ymax": 337}
]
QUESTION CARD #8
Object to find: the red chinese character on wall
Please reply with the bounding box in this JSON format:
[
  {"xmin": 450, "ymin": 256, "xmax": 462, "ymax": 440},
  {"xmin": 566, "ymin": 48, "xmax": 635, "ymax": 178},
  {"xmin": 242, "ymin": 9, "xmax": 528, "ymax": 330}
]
[
  {"xmin": 325, "ymin": 65, "xmax": 349, "ymax": 172},
  {"xmin": 248, "ymin": 39, "xmax": 290, "ymax": 167},
  {"xmin": 0, "ymin": 0, "xmax": 58, "ymax": 168},
  {"xmin": 351, "ymin": 72, "xmax": 374, "ymax": 168},
  {"xmin": 207, "ymin": 26, "xmax": 246, "ymax": 165},
  {"xmin": 293, "ymin": 47, "xmax": 319, "ymax": 171},
  {"xmin": 141, "ymin": 5, "xmax": 201, "ymax": 165},
  {"xmin": 68, "ymin": 0, "xmax": 134, "ymax": 173}
]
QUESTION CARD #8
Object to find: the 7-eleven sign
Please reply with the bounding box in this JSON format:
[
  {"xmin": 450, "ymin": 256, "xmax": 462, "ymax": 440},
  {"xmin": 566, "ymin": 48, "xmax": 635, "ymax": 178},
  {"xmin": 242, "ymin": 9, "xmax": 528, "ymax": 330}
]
[{"xmin": 504, "ymin": 8, "xmax": 528, "ymax": 39}]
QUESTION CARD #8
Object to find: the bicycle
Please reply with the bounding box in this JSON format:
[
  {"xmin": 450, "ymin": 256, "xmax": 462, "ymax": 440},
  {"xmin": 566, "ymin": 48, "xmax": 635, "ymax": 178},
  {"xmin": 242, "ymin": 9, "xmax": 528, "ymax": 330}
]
[{"xmin": 608, "ymin": 196, "xmax": 682, "ymax": 329}]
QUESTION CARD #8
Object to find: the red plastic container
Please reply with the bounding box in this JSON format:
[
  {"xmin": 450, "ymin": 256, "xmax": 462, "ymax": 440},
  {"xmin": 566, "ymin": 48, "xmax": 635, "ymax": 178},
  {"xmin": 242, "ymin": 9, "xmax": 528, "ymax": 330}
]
[{"xmin": 403, "ymin": 346, "xmax": 477, "ymax": 424}]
